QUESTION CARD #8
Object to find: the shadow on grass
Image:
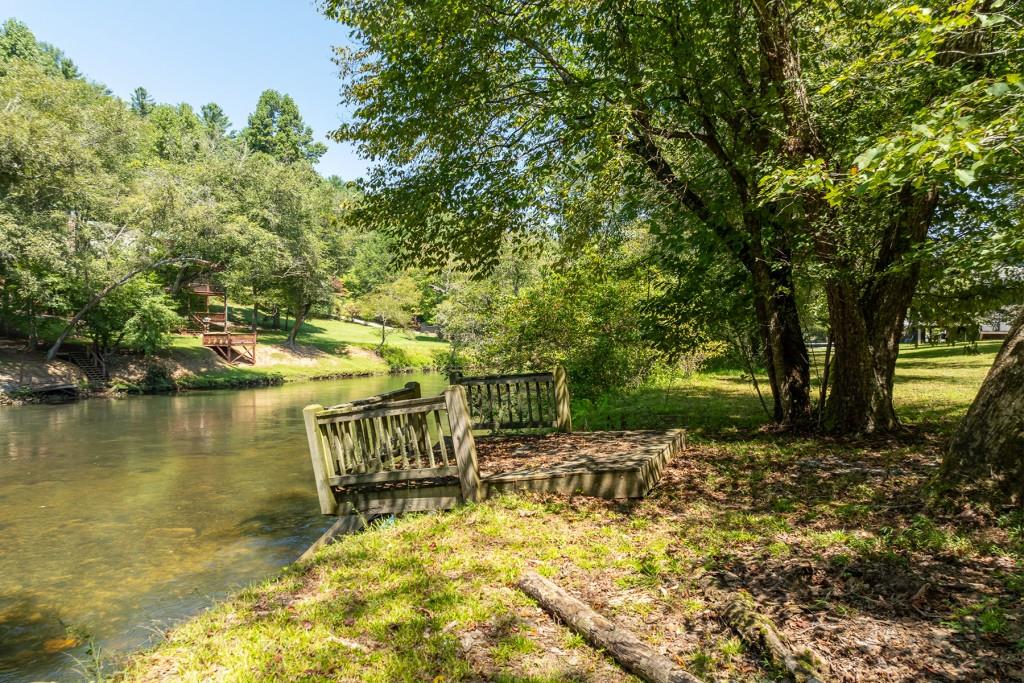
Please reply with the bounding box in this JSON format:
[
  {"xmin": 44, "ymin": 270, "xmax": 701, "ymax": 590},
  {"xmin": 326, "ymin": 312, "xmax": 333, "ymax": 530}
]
[
  {"xmin": 893, "ymin": 372, "xmax": 983, "ymax": 384},
  {"xmin": 896, "ymin": 360, "xmax": 993, "ymax": 372},
  {"xmin": 898, "ymin": 342, "xmax": 1002, "ymax": 361},
  {"xmin": 623, "ymin": 423, "xmax": 1024, "ymax": 676}
]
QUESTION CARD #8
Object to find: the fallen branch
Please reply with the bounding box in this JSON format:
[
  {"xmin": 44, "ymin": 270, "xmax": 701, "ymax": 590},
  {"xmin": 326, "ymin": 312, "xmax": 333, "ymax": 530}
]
[
  {"xmin": 719, "ymin": 590, "xmax": 829, "ymax": 683},
  {"xmin": 518, "ymin": 571, "xmax": 704, "ymax": 683}
]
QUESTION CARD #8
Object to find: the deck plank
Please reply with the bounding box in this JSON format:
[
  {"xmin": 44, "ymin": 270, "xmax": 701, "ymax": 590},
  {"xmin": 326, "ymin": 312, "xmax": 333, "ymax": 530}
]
[{"xmin": 478, "ymin": 429, "xmax": 685, "ymax": 500}]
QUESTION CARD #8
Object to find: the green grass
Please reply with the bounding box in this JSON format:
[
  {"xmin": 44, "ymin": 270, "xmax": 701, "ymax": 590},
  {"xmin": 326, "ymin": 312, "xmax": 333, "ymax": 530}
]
[
  {"xmin": 118, "ymin": 339, "xmax": 1024, "ymax": 682},
  {"xmin": 574, "ymin": 341, "xmax": 1003, "ymax": 436},
  {"xmin": 242, "ymin": 316, "xmax": 448, "ymax": 367},
  {"xmin": 128, "ymin": 318, "xmax": 450, "ymax": 390}
]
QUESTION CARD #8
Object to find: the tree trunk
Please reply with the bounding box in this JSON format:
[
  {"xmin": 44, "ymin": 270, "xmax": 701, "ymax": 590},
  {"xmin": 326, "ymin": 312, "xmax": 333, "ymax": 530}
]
[
  {"xmin": 941, "ymin": 309, "xmax": 1024, "ymax": 506},
  {"xmin": 823, "ymin": 188, "xmax": 937, "ymax": 433},
  {"xmin": 287, "ymin": 302, "xmax": 310, "ymax": 348},
  {"xmin": 272, "ymin": 305, "xmax": 281, "ymax": 330},
  {"xmin": 750, "ymin": 250, "xmax": 813, "ymax": 428},
  {"xmin": 823, "ymin": 280, "xmax": 900, "ymax": 433}
]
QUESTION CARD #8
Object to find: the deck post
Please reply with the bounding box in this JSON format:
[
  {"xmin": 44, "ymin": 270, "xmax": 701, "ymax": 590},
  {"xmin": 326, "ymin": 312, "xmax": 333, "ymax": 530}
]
[
  {"xmin": 553, "ymin": 364, "xmax": 573, "ymax": 433},
  {"xmin": 444, "ymin": 385, "xmax": 482, "ymax": 503},
  {"xmin": 404, "ymin": 381, "xmax": 421, "ymax": 398},
  {"xmin": 303, "ymin": 404, "xmax": 337, "ymax": 515}
]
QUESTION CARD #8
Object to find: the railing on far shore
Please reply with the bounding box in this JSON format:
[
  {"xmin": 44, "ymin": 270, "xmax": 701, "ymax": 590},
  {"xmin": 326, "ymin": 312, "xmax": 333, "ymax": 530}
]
[{"xmin": 201, "ymin": 331, "xmax": 257, "ymax": 365}]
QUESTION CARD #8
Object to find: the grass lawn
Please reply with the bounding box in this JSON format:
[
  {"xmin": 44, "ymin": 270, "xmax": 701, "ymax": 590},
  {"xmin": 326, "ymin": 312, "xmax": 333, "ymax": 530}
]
[
  {"xmin": 118, "ymin": 341, "xmax": 1023, "ymax": 682},
  {"xmin": 241, "ymin": 317, "xmax": 448, "ymax": 367},
  {"xmin": 138, "ymin": 318, "xmax": 450, "ymax": 389}
]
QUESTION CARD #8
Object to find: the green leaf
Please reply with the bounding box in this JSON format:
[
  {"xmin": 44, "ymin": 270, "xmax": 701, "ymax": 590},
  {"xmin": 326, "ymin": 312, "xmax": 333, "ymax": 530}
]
[
  {"xmin": 954, "ymin": 168, "xmax": 975, "ymax": 187},
  {"xmin": 911, "ymin": 123, "xmax": 934, "ymax": 138}
]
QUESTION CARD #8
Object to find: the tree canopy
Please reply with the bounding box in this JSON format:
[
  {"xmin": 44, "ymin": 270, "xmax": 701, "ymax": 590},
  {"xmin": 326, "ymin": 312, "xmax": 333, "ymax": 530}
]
[
  {"xmin": 325, "ymin": 0, "xmax": 1024, "ymax": 433},
  {"xmin": 0, "ymin": 25, "xmax": 378, "ymax": 356}
]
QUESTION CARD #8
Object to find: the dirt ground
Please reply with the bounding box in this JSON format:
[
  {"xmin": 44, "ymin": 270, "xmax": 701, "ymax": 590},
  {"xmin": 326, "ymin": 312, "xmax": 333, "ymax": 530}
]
[
  {"xmin": 0, "ymin": 337, "xmax": 382, "ymax": 391},
  {"xmin": 0, "ymin": 339, "xmax": 84, "ymax": 391},
  {"xmin": 535, "ymin": 435, "xmax": 1024, "ymax": 682}
]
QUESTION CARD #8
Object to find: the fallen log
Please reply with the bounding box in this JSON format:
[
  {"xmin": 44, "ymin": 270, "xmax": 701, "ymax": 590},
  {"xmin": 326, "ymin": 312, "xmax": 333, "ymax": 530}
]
[
  {"xmin": 518, "ymin": 571, "xmax": 704, "ymax": 683},
  {"xmin": 719, "ymin": 590, "xmax": 829, "ymax": 683}
]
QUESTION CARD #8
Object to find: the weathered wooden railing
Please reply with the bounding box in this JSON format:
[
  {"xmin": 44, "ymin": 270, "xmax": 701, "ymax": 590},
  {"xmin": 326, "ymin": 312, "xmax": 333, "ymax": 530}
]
[
  {"xmin": 190, "ymin": 311, "xmax": 227, "ymax": 330},
  {"xmin": 303, "ymin": 385, "xmax": 481, "ymax": 516},
  {"xmin": 450, "ymin": 366, "xmax": 572, "ymax": 433},
  {"xmin": 189, "ymin": 283, "xmax": 225, "ymax": 296},
  {"xmin": 327, "ymin": 381, "xmax": 421, "ymax": 410}
]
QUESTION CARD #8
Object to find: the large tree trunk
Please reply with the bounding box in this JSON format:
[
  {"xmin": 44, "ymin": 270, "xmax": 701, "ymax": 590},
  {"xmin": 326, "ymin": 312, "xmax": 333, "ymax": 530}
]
[
  {"xmin": 823, "ymin": 279, "xmax": 900, "ymax": 433},
  {"xmin": 752, "ymin": 263, "xmax": 813, "ymax": 427},
  {"xmin": 941, "ymin": 310, "xmax": 1024, "ymax": 506},
  {"xmin": 823, "ymin": 188, "xmax": 937, "ymax": 433}
]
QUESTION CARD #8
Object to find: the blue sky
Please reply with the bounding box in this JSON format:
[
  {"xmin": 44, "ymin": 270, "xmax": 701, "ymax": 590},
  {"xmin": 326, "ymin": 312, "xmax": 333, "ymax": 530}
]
[{"xmin": 3, "ymin": 0, "xmax": 367, "ymax": 180}]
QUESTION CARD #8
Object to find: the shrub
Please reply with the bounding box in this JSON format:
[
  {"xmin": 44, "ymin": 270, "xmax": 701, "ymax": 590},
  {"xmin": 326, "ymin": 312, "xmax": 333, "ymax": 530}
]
[
  {"xmin": 122, "ymin": 294, "xmax": 182, "ymax": 355},
  {"xmin": 141, "ymin": 363, "xmax": 176, "ymax": 391},
  {"xmin": 377, "ymin": 344, "xmax": 413, "ymax": 369},
  {"xmin": 430, "ymin": 347, "xmax": 470, "ymax": 372}
]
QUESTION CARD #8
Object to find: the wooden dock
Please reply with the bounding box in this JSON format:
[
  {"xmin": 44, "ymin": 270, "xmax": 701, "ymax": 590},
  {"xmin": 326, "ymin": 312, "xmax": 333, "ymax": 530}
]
[
  {"xmin": 479, "ymin": 430, "xmax": 685, "ymax": 499},
  {"xmin": 302, "ymin": 368, "xmax": 684, "ymax": 522},
  {"xmin": 202, "ymin": 332, "xmax": 257, "ymax": 365}
]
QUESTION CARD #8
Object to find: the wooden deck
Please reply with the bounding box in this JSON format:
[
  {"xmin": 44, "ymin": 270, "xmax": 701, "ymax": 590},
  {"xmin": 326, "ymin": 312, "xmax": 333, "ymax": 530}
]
[
  {"xmin": 202, "ymin": 331, "xmax": 257, "ymax": 365},
  {"xmin": 478, "ymin": 430, "xmax": 685, "ymax": 499},
  {"xmin": 326, "ymin": 429, "xmax": 686, "ymax": 516},
  {"xmin": 303, "ymin": 371, "xmax": 683, "ymax": 523}
]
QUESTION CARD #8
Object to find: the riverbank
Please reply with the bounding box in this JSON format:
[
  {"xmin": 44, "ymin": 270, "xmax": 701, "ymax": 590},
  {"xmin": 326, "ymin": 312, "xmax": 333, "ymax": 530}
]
[
  {"xmin": 116, "ymin": 342, "xmax": 1024, "ymax": 682},
  {"xmin": 0, "ymin": 372, "xmax": 453, "ymax": 682},
  {"xmin": 0, "ymin": 318, "xmax": 450, "ymax": 402}
]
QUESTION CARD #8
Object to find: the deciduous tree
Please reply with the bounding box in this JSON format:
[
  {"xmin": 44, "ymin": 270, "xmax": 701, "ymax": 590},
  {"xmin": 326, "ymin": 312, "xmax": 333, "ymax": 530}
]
[
  {"xmin": 325, "ymin": 0, "xmax": 1022, "ymax": 433},
  {"xmin": 942, "ymin": 309, "xmax": 1024, "ymax": 507}
]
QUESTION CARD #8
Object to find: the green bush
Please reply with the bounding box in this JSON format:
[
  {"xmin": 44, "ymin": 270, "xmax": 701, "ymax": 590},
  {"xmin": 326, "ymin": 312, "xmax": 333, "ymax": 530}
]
[
  {"xmin": 141, "ymin": 363, "xmax": 176, "ymax": 391},
  {"xmin": 430, "ymin": 347, "xmax": 469, "ymax": 372},
  {"xmin": 377, "ymin": 344, "xmax": 413, "ymax": 369},
  {"xmin": 475, "ymin": 262, "xmax": 669, "ymax": 398},
  {"xmin": 122, "ymin": 294, "xmax": 182, "ymax": 355}
]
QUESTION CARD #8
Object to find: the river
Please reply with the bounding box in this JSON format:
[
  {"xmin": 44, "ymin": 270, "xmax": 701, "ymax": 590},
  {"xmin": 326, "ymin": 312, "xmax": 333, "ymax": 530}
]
[{"xmin": 0, "ymin": 373, "xmax": 447, "ymax": 682}]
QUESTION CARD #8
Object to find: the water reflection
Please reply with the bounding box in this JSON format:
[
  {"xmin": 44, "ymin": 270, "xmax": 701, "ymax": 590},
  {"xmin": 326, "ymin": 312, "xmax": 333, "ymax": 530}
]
[{"xmin": 0, "ymin": 374, "xmax": 446, "ymax": 682}]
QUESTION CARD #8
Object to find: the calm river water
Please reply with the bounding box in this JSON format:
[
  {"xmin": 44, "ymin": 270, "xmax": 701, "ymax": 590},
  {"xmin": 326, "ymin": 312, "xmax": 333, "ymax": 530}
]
[{"xmin": 0, "ymin": 373, "xmax": 447, "ymax": 682}]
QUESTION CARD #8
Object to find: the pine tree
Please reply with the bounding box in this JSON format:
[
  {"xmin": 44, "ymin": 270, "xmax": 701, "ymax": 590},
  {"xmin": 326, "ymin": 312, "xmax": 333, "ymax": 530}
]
[
  {"xmin": 130, "ymin": 87, "xmax": 155, "ymax": 117},
  {"xmin": 200, "ymin": 102, "xmax": 232, "ymax": 138},
  {"xmin": 242, "ymin": 90, "xmax": 327, "ymax": 164}
]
